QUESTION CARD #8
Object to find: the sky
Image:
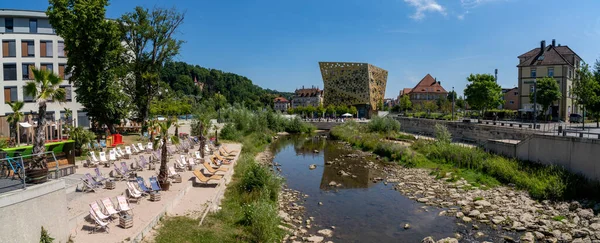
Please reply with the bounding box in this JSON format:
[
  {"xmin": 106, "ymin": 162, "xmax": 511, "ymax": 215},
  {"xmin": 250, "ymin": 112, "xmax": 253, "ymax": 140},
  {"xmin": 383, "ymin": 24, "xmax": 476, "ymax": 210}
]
[{"xmin": 5, "ymin": 0, "xmax": 600, "ymax": 98}]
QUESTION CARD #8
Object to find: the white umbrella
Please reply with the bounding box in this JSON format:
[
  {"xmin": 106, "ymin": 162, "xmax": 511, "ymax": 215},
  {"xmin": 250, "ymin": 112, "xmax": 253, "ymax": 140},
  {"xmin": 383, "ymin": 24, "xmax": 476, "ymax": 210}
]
[{"xmin": 341, "ymin": 113, "xmax": 352, "ymax": 117}]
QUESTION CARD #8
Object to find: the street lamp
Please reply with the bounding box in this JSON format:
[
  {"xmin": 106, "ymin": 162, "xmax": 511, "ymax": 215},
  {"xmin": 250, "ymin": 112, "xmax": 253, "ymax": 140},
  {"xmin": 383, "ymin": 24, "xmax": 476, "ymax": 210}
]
[
  {"xmin": 533, "ymin": 79, "xmax": 537, "ymax": 130},
  {"xmin": 451, "ymin": 87, "xmax": 455, "ymax": 121}
]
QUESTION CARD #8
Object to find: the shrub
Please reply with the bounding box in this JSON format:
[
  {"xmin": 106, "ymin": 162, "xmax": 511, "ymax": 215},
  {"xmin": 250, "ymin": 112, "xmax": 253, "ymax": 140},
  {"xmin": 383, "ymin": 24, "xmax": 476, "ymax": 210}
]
[
  {"xmin": 40, "ymin": 226, "xmax": 54, "ymax": 243},
  {"xmin": 219, "ymin": 123, "xmax": 241, "ymax": 141},
  {"xmin": 367, "ymin": 116, "xmax": 401, "ymax": 133},
  {"xmin": 238, "ymin": 161, "xmax": 282, "ymax": 202},
  {"xmin": 434, "ymin": 124, "xmax": 451, "ymax": 144},
  {"xmin": 241, "ymin": 200, "xmax": 282, "ymax": 243},
  {"xmin": 285, "ymin": 117, "xmax": 315, "ymax": 134}
]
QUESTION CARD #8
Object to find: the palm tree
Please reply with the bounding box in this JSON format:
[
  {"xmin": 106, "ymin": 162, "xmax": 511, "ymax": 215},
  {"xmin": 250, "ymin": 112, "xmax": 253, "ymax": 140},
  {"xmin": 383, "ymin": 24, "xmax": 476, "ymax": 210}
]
[
  {"xmin": 63, "ymin": 108, "xmax": 72, "ymax": 138},
  {"xmin": 153, "ymin": 118, "xmax": 179, "ymax": 190},
  {"xmin": 6, "ymin": 101, "xmax": 25, "ymax": 146},
  {"xmin": 24, "ymin": 68, "xmax": 66, "ymax": 183}
]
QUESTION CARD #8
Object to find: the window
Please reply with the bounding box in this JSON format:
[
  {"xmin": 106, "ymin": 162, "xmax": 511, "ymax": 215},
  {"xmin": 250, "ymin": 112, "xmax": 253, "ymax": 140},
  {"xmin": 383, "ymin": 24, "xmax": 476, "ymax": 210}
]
[
  {"xmin": 569, "ymin": 69, "xmax": 573, "ymax": 79},
  {"xmin": 5, "ymin": 18, "xmax": 13, "ymax": 33},
  {"xmin": 548, "ymin": 67, "xmax": 554, "ymax": 77},
  {"xmin": 57, "ymin": 41, "xmax": 65, "ymax": 57},
  {"xmin": 531, "ymin": 68, "xmax": 536, "ymax": 78},
  {"xmin": 40, "ymin": 41, "xmax": 53, "ymax": 57},
  {"xmin": 77, "ymin": 111, "xmax": 90, "ymax": 128},
  {"xmin": 509, "ymin": 101, "xmax": 515, "ymax": 104},
  {"xmin": 3, "ymin": 64, "xmax": 17, "ymax": 81},
  {"xmin": 41, "ymin": 63, "xmax": 53, "ymax": 72},
  {"xmin": 59, "ymin": 64, "xmax": 66, "ymax": 79},
  {"xmin": 4, "ymin": 87, "xmax": 17, "ymax": 103},
  {"xmin": 2, "ymin": 40, "xmax": 16, "ymax": 57},
  {"xmin": 514, "ymin": 91, "xmax": 518, "ymax": 95},
  {"xmin": 23, "ymin": 86, "xmax": 34, "ymax": 102},
  {"xmin": 530, "ymin": 85, "xmax": 535, "ymax": 94},
  {"xmin": 21, "ymin": 40, "xmax": 35, "ymax": 57},
  {"xmin": 60, "ymin": 85, "xmax": 72, "ymax": 101},
  {"xmin": 22, "ymin": 63, "xmax": 34, "ymax": 80},
  {"xmin": 29, "ymin": 19, "xmax": 37, "ymax": 33}
]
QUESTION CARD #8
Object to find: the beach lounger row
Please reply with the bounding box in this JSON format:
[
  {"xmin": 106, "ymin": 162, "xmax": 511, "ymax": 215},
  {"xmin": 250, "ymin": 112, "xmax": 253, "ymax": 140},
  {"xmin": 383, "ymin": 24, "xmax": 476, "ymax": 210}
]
[{"xmin": 88, "ymin": 195, "xmax": 133, "ymax": 233}]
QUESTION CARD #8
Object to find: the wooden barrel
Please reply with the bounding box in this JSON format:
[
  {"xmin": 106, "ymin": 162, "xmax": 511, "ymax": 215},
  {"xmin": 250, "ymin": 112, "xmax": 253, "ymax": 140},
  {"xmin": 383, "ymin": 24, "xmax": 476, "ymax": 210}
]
[{"xmin": 26, "ymin": 168, "xmax": 49, "ymax": 184}]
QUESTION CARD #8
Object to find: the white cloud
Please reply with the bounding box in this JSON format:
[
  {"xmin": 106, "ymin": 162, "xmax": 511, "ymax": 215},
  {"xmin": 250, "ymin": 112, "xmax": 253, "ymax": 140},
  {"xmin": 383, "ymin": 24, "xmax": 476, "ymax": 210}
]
[
  {"xmin": 460, "ymin": 0, "xmax": 504, "ymax": 9},
  {"xmin": 403, "ymin": 0, "xmax": 446, "ymax": 20}
]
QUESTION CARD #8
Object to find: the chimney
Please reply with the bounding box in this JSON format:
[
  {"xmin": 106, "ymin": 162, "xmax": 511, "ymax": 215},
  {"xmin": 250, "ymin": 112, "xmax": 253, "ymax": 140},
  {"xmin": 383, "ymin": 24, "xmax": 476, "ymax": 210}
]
[
  {"xmin": 552, "ymin": 39, "xmax": 556, "ymax": 47},
  {"xmin": 541, "ymin": 40, "xmax": 546, "ymax": 51}
]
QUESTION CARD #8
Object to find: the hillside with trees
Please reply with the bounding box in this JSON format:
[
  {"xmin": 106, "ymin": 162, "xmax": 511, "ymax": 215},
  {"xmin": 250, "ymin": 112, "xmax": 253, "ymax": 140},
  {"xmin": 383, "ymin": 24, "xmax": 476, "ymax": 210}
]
[{"xmin": 161, "ymin": 61, "xmax": 288, "ymax": 109}]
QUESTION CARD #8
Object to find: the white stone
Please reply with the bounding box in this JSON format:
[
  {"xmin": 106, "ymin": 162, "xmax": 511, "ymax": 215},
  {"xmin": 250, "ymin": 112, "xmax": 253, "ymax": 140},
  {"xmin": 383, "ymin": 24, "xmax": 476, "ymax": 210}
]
[
  {"xmin": 306, "ymin": 235, "xmax": 324, "ymax": 243},
  {"xmin": 317, "ymin": 229, "xmax": 333, "ymax": 237}
]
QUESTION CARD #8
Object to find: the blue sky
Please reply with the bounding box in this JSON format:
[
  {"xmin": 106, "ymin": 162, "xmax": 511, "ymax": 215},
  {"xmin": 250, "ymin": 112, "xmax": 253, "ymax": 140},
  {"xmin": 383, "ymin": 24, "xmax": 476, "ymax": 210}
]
[{"xmin": 6, "ymin": 0, "xmax": 600, "ymax": 98}]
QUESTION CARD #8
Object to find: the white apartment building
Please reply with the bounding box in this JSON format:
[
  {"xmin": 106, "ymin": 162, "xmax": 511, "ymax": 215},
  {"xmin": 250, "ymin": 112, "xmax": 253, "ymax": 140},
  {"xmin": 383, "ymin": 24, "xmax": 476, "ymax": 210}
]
[{"xmin": 0, "ymin": 9, "xmax": 90, "ymax": 135}]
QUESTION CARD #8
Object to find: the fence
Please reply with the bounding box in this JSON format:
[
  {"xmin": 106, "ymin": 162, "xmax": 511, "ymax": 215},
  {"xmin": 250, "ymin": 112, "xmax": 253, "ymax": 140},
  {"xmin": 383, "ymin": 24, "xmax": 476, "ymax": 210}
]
[{"xmin": 0, "ymin": 151, "xmax": 58, "ymax": 193}]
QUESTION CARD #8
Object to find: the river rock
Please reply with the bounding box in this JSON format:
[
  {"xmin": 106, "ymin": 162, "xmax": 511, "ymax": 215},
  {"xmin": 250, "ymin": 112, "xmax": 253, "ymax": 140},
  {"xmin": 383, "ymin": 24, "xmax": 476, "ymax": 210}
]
[
  {"xmin": 520, "ymin": 213, "xmax": 534, "ymax": 223},
  {"xmin": 318, "ymin": 229, "xmax": 333, "ymax": 237},
  {"xmin": 422, "ymin": 237, "xmax": 435, "ymax": 243},
  {"xmin": 404, "ymin": 223, "xmax": 411, "ymax": 229},
  {"xmin": 328, "ymin": 181, "xmax": 337, "ymax": 187},
  {"xmin": 561, "ymin": 233, "xmax": 573, "ymax": 242},
  {"xmin": 417, "ymin": 198, "xmax": 429, "ymax": 203},
  {"xmin": 314, "ymin": 150, "xmax": 319, "ymax": 153},
  {"xmin": 435, "ymin": 237, "xmax": 458, "ymax": 243},
  {"xmin": 438, "ymin": 211, "xmax": 447, "ymax": 216},
  {"xmin": 468, "ymin": 210, "xmax": 481, "ymax": 217},
  {"xmin": 306, "ymin": 235, "xmax": 324, "ymax": 243},
  {"xmin": 338, "ymin": 170, "xmax": 350, "ymax": 176},
  {"xmin": 590, "ymin": 223, "xmax": 600, "ymax": 231},
  {"xmin": 492, "ymin": 216, "xmax": 505, "ymax": 225},
  {"xmin": 474, "ymin": 200, "xmax": 491, "ymax": 207},
  {"xmin": 456, "ymin": 212, "xmax": 464, "ymax": 218},
  {"xmin": 534, "ymin": 231, "xmax": 545, "ymax": 240},
  {"xmin": 521, "ymin": 232, "xmax": 535, "ymax": 242},
  {"xmin": 309, "ymin": 164, "xmax": 317, "ymax": 170},
  {"xmin": 501, "ymin": 235, "xmax": 515, "ymax": 242},
  {"xmin": 578, "ymin": 209, "xmax": 595, "ymax": 220},
  {"xmin": 475, "ymin": 232, "xmax": 485, "ymax": 238},
  {"xmin": 318, "ymin": 202, "xmax": 323, "ymax": 206},
  {"xmin": 462, "ymin": 216, "xmax": 472, "ymax": 223}
]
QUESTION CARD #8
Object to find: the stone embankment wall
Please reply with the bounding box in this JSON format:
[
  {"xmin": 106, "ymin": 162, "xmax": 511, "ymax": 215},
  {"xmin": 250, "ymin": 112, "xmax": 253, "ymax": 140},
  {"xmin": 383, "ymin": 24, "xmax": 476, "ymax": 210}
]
[
  {"xmin": 394, "ymin": 117, "xmax": 534, "ymax": 144},
  {"xmin": 0, "ymin": 180, "xmax": 68, "ymax": 243}
]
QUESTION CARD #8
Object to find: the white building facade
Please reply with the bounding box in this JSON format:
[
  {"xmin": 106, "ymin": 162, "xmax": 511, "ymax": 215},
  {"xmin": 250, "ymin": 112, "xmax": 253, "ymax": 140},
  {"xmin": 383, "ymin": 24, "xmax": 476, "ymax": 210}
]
[{"xmin": 0, "ymin": 9, "xmax": 90, "ymax": 133}]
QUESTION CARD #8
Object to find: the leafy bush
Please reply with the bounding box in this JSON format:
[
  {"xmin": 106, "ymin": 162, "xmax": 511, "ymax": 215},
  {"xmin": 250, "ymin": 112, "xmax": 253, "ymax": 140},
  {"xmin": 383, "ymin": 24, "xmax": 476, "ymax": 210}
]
[
  {"xmin": 241, "ymin": 200, "xmax": 282, "ymax": 243},
  {"xmin": 434, "ymin": 124, "xmax": 451, "ymax": 144},
  {"xmin": 367, "ymin": 116, "xmax": 401, "ymax": 133},
  {"xmin": 285, "ymin": 117, "xmax": 315, "ymax": 134},
  {"xmin": 69, "ymin": 126, "xmax": 96, "ymax": 153},
  {"xmin": 40, "ymin": 226, "xmax": 54, "ymax": 243},
  {"xmin": 219, "ymin": 123, "xmax": 241, "ymax": 141},
  {"xmin": 238, "ymin": 161, "xmax": 282, "ymax": 202}
]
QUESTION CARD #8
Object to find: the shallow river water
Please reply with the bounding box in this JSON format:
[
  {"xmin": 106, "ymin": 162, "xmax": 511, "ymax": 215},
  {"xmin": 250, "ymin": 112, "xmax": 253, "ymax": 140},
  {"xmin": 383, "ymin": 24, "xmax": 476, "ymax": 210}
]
[{"xmin": 271, "ymin": 135, "xmax": 518, "ymax": 243}]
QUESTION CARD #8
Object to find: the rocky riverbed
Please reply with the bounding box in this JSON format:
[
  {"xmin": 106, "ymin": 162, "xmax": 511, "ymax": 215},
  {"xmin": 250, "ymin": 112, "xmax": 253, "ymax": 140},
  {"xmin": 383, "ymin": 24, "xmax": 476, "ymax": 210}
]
[{"xmin": 333, "ymin": 141, "xmax": 600, "ymax": 243}]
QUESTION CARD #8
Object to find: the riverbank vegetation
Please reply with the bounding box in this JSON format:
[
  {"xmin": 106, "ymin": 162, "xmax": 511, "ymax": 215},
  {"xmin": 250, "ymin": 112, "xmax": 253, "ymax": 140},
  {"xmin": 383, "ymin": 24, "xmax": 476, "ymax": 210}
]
[
  {"xmin": 331, "ymin": 120, "xmax": 600, "ymax": 200},
  {"xmin": 154, "ymin": 107, "xmax": 313, "ymax": 243}
]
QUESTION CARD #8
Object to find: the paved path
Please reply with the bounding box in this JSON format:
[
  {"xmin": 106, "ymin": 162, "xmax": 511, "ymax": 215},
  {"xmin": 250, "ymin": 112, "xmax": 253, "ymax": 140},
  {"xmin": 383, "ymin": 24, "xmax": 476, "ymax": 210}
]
[{"xmin": 67, "ymin": 143, "xmax": 241, "ymax": 243}]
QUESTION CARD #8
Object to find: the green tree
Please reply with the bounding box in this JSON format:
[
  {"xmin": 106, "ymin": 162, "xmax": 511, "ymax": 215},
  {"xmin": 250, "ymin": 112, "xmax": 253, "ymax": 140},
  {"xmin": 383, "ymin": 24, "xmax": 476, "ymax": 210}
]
[
  {"xmin": 154, "ymin": 119, "xmax": 179, "ymax": 189},
  {"xmin": 377, "ymin": 100, "xmax": 384, "ymax": 111},
  {"xmin": 326, "ymin": 104, "xmax": 336, "ymax": 117},
  {"xmin": 119, "ymin": 6, "xmax": 185, "ymax": 131},
  {"xmin": 423, "ymin": 101, "xmax": 438, "ymax": 113},
  {"xmin": 214, "ymin": 93, "xmax": 227, "ymax": 122},
  {"xmin": 25, "ymin": 68, "xmax": 66, "ymax": 178},
  {"xmin": 6, "ymin": 101, "xmax": 24, "ymax": 145},
  {"xmin": 399, "ymin": 95, "xmax": 412, "ymax": 113},
  {"xmin": 47, "ymin": 0, "xmax": 129, "ymax": 133},
  {"xmin": 305, "ymin": 105, "xmax": 316, "ymax": 119},
  {"xmin": 464, "ymin": 74, "xmax": 502, "ymax": 115},
  {"xmin": 437, "ymin": 97, "xmax": 452, "ymax": 114},
  {"xmin": 456, "ymin": 96, "xmax": 465, "ymax": 110},
  {"xmin": 349, "ymin": 106, "xmax": 358, "ymax": 118},
  {"xmin": 317, "ymin": 104, "xmax": 326, "ymax": 118},
  {"xmin": 336, "ymin": 105, "xmax": 348, "ymax": 116},
  {"xmin": 574, "ymin": 63, "xmax": 600, "ymax": 126},
  {"xmin": 531, "ymin": 77, "xmax": 562, "ymax": 121},
  {"xmin": 447, "ymin": 90, "xmax": 457, "ymax": 101}
]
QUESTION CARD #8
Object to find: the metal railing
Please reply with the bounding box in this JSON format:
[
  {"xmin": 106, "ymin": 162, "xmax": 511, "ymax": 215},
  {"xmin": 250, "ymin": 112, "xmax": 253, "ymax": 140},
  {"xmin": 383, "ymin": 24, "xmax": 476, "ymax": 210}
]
[{"xmin": 0, "ymin": 151, "xmax": 58, "ymax": 191}]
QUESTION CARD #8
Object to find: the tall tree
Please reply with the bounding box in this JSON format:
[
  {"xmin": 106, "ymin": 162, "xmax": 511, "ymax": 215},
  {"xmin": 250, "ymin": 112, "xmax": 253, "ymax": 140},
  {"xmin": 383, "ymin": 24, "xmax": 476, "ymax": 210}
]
[
  {"xmin": 423, "ymin": 101, "xmax": 438, "ymax": 113},
  {"xmin": 447, "ymin": 90, "xmax": 457, "ymax": 101},
  {"xmin": 24, "ymin": 68, "xmax": 66, "ymax": 181},
  {"xmin": 530, "ymin": 77, "xmax": 562, "ymax": 121},
  {"xmin": 349, "ymin": 106, "xmax": 358, "ymax": 118},
  {"xmin": 119, "ymin": 7, "xmax": 185, "ymax": 131},
  {"xmin": 574, "ymin": 63, "xmax": 600, "ymax": 126},
  {"xmin": 455, "ymin": 96, "xmax": 465, "ymax": 110},
  {"xmin": 399, "ymin": 95, "xmax": 412, "ymax": 112},
  {"xmin": 6, "ymin": 101, "xmax": 25, "ymax": 145},
  {"xmin": 464, "ymin": 74, "xmax": 502, "ymax": 115},
  {"xmin": 326, "ymin": 104, "xmax": 336, "ymax": 117},
  {"xmin": 47, "ymin": 0, "xmax": 129, "ymax": 133}
]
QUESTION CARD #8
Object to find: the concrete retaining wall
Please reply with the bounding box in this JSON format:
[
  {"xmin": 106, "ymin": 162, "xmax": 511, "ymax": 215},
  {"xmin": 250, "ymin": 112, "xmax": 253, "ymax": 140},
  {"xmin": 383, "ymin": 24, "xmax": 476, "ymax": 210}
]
[
  {"xmin": 395, "ymin": 117, "xmax": 534, "ymax": 144},
  {"xmin": 516, "ymin": 135, "xmax": 600, "ymax": 181},
  {"xmin": 485, "ymin": 140, "xmax": 517, "ymax": 158},
  {"xmin": 0, "ymin": 180, "xmax": 68, "ymax": 243}
]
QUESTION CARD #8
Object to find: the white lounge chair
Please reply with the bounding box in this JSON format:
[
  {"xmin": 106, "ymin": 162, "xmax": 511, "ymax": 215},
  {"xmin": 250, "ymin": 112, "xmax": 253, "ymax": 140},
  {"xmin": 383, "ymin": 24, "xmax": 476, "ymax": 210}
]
[
  {"xmin": 131, "ymin": 144, "xmax": 140, "ymax": 154},
  {"xmin": 89, "ymin": 208, "xmax": 110, "ymax": 233},
  {"xmin": 90, "ymin": 202, "xmax": 111, "ymax": 221},
  {"xmin": 137, "ymin": 143, "xmax": 146, "ymax": 153},
  {"xmin": 109, "ymin": 150, "xmax": 118, "ymax": 162},
  {"xmin": 147, "ymin": 142, "xmax": 153, "ymax": 152},
  {"xmin": 194, "ymin": 151, "xmax": 202, "ymax": 160},
  {"xmin": 126, "ymin": 182, "xmax": 143, "ymax": 203},
  {"xmin": 87, "ymin": 151, "xmax": 100, "ymax": 167},
  {"xmin": 188, "ymin": 157, "xmax": 196, "ymax": 169},
  {"xmin": 114, "ymin": 148, "xmax": 124, "ymax": 159},
  {"xmin": 101, "ymin": 198, "xmax": 120, "ymax": 218},
  {"xmin": 125, "ymin": 146, "xmax": 134, "ymax": 156},
  {"xmin": 99, "ymin": 151, "xmax": 108, "ymax": 165},
  {"xmin": 116, "ymin": 195, "xmax": 133, "ymax": 215},
  {"xmin": 168, "ymin": 166, "xmax": 179, "ymax": 178}
]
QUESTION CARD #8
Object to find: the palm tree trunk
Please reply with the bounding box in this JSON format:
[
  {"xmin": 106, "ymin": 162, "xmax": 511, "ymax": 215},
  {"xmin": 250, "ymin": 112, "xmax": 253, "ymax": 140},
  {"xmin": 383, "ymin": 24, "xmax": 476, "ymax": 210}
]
[
  {"xmin": 32, "ymin": 101, "xmax": 47, "ymax": 169},
  {"xmin": 158, "ymin": 137, "xmax": 168, "ymax": 183}
]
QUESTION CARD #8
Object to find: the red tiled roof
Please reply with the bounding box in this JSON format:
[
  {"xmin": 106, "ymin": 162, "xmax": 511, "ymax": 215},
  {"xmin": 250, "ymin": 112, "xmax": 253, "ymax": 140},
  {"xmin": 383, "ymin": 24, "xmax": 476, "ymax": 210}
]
[
  {"xmin": 517, "ymin": 45, "xmax": 580, "ymax": 67},
  {"xmin": 404, "ymin": 74, "xmax": 448, "ymax": 94},
  {"xmin": 400, "ymin": 88, "xmax": 412, "ymax": 96},
  {"xmin": 274, "ymin": 97, "xmax": 289, "ymax": 103}
]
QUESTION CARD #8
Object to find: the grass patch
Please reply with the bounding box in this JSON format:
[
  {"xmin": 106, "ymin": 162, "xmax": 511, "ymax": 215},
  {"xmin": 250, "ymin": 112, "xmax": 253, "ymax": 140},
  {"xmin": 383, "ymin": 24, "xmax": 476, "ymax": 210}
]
[
  {"xmin": 552, "ymin": 215, "xmax": 566, "ymax": 221},
  {"xmin": 473, "ymin": 197, "xmax": 484, "ymax": 201},
  {"xmin": 331, "ymin": 121, "xmax": 600, "ymax": 200}
]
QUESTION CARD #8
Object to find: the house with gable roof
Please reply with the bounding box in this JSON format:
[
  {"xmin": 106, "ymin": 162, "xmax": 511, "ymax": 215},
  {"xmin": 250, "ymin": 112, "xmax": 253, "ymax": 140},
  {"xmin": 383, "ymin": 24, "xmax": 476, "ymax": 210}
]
[{"xmin": 399, "ymin": 74, "xmax": 448, "ymax": 106}]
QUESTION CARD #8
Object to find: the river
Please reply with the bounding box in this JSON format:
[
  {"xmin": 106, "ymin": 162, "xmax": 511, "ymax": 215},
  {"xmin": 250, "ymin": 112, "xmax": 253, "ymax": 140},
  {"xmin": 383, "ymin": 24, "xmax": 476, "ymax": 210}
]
[{"xmin": 271, "ymin": 135, "xmax": 519, "ymax": 243}]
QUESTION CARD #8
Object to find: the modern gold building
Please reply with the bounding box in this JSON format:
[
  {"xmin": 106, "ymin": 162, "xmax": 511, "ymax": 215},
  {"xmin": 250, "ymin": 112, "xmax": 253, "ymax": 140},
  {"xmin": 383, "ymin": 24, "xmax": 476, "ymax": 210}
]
[{"xmin": 319, "ymin": 62, "xmax": 388, "ymax": 118}]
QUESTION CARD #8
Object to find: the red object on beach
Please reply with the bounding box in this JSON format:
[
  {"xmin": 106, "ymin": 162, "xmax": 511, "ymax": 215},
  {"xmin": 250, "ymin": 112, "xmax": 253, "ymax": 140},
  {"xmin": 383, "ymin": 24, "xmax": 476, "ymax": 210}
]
[{"xmin": 112, "ymin": 134, "xmax": 123, "ymax": 146}]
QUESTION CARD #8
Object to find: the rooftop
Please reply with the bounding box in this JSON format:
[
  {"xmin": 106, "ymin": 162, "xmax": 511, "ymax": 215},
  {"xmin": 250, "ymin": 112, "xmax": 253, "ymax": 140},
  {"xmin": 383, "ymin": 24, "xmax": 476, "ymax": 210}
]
[{"xmin": 0, "ymin": 9, "xmax": 49, "ymax": 18}]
